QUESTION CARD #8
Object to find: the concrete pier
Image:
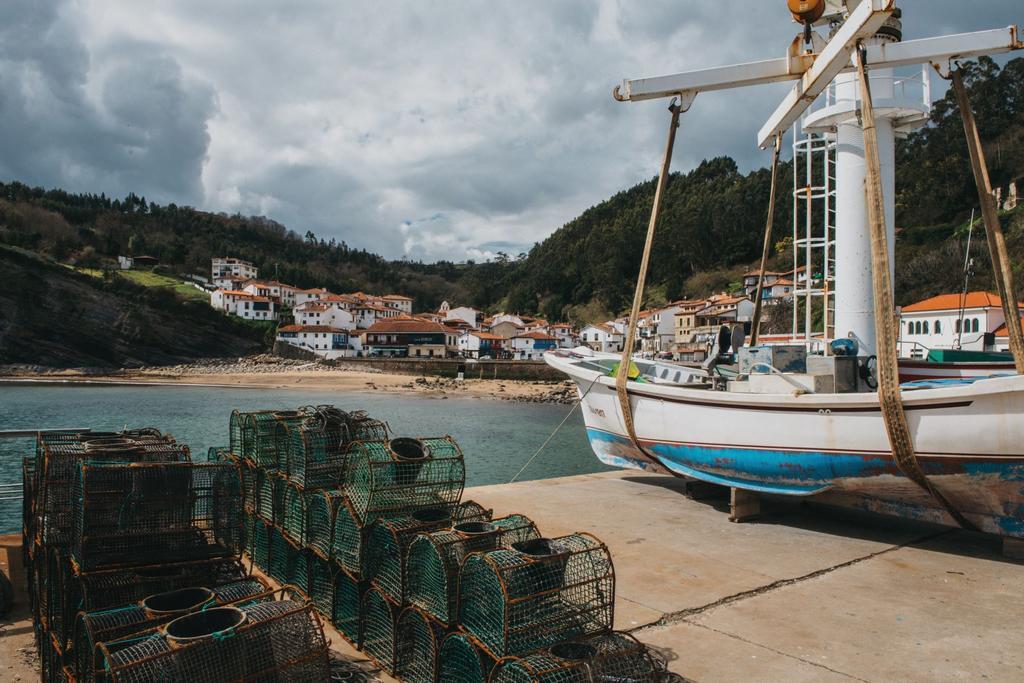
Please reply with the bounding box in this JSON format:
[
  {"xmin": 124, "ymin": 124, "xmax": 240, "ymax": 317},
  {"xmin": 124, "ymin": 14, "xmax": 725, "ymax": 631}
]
[{"xmin": 3, "ymin": 471, "xmax": 1023, "ymax": 681}]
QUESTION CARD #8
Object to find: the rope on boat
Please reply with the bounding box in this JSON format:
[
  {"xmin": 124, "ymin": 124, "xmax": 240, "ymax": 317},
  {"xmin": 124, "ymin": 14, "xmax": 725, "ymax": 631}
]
[
  {"xmin": 749, "ymin": 133, "xmax": 783, "ymax": 347},
  {"xmin": 508, "ymin": 377, "xmax": 600, "ymax": 483},
  {"xmin": 614, "ymin": 98, "xmax": 684, "ymax": 473},
  {"xmin": 949, "ymin": 67, "xmax": 1024, "ymax": 373},
  {"xmin": 856, "ymin": 48, "xmax": 977, "ymax": 531}
]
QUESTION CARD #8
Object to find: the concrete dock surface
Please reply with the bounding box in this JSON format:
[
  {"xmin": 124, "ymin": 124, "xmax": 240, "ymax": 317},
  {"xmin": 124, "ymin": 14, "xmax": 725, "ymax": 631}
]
[
  {"xmin": 2, "ymin": 470, "xmax": 1022, "ymax": 681},
  {"xmin": 472, "ymin": 471, "xmax": 1024, "ymax": 682}
]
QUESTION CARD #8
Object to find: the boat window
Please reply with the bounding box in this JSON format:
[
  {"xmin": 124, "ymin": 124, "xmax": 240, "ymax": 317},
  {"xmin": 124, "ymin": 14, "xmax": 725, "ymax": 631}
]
[
  {"xmin": 674, "ymin": 371, "xmax": 682, "ymax": 382},
  {"xmin": 660, "ymin": 369, "xmax": 669, "ymax": 379},
  {"xmin": 934, "ymin": 320, "xmax": 941, "ymax": 334}
]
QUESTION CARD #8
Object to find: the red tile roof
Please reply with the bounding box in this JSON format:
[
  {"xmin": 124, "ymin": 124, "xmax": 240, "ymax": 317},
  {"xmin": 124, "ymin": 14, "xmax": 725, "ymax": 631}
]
[
  {"xmin": 902, "ymin": 292, "xmax": 1001, "ymax": 313},
  {"xmin": 364, "ymin": 317, "xmax": 446, "ymax": 335},
  {"xmin": 277, "ymin": 325, "xmax": 347, "ymax": 333},
  {"xmin": 383, "ymin": 294, "xmax": 413, "ymax": 301},
  {"xmin": 514, "ymin": 331, "xmax": 557, "ymax": 340}
]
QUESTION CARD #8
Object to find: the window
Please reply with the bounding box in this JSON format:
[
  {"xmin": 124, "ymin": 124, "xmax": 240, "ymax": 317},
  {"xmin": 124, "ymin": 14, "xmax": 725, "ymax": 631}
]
[
  {"xmin": 908, "ymin": 322, "xmax": 914, "ymax": 335},
  {"xmin": 955, "ymin": 319, "xmax": 961, "ymax": 334},
  {"xmin": 923, "ymin": 321, "xmax": 929, "ymax": 334},
  {"xmin": 934, "ymin": 320, "xmax": 941, "ymax": 334},
  {"xmin": 972, "ymin": 318, "xmax": 980, "ymax": 333}
]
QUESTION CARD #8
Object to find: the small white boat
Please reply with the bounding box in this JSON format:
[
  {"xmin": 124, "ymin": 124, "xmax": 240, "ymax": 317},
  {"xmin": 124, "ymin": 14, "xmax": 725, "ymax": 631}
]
[{"xmin": 546, "ymin": 348, "xmax": 1024, "ymax": 538}]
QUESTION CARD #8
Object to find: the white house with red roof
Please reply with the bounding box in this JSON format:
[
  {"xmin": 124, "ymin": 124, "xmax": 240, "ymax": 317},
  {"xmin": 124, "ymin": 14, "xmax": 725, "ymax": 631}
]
[
  {"xmin": 548, "ymin": 323, "xmax": 577, "ymax": 349},
  {"xmin": 580, "ymin": 323, "xmax": 624, "ymax": 353},
  {"xmin": 210, "ymin": 289, "xmax": 280, "ymax": 321},
  {"xmin": 276, "ymin": 324, "xmax": 359, "ymax": 359},
  {"xmin": 898, "ymin": 291, "xmax": 1016, "ymax": 357},
  {"xmin": 510, "ymin": 330, "xmax": 558, "ymax": 360}
]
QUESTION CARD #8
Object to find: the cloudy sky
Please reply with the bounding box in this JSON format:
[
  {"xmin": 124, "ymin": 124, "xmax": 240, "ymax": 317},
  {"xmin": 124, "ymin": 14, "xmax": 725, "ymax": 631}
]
[{"xmin": 1, "ymin": 1, "xmax": 1019, "ymax": 262}]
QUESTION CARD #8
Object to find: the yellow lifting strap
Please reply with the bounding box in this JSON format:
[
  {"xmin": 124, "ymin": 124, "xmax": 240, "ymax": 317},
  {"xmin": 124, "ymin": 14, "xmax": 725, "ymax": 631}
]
[
  {"xmin": 614, "ymin": 100, "xmax": 682, "ymax": 464},
  {"xmin": 856, "ymin": 49, "xmax": 976, "ymax": 531},
  {"xmin": 749, "ymin": 134, "xmax": 783, "ymax": 347},
  {"xmin": 950, "ymin": 68, "xmax": 1024, "ymax": 373}
]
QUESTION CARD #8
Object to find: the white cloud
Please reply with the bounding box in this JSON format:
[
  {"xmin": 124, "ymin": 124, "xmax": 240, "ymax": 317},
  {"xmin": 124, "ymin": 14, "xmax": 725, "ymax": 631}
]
[{"xmin": 1, "ymin": 0, "xmax": 1019, "ymax": 260}]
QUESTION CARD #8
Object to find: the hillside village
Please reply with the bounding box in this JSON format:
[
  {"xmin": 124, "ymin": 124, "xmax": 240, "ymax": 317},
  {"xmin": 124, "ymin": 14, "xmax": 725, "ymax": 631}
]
[{"xmin": 203, "ymin": 254, "xmax": 1024, "ymax": 364}]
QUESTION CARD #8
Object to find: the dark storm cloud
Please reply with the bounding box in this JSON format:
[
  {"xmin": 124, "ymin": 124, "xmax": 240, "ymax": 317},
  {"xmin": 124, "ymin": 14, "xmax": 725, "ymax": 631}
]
[
  {"xmin": 0, "ymin": 0, "xmax": 215, "ymax": 203},
  {"xmin": 0, "ymin": 1, "xmax": 1019, "ymax": 260}
]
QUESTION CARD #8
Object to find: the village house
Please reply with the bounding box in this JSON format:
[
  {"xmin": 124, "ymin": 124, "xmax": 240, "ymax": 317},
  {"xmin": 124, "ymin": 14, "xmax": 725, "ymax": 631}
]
[
  {"xmin": 362, "ymin": 317, "xmax": 447, "ymax": 358},
  {"xmin": 510, "ymin": 331, "xmax": 558, "ymax": 360},
  {"xmin": 212, "ymin": 257, "xmax": 258, "ymax": 281},
  {"xmin": 210, "ymin": 289, "xmax": 280, "ymax": 321},
  {"xmin": 898, "ymin": 292, "xmax": 1017, "ymax": 357},
  {"xmin": 275, "ymin": 324, "xmax": 359, "ymax": 359},
  {"xmin": 444, "ymin": 305, "xmax": 481, "ymax": 329},
  {"xmin": 382, "ymin": 294, "xmax": 414, "ymax": 314},
  {"xmin": 548, "ymin": 323, "xmax": 577, "ymax": 349},
  {"xmin": 489, "ymin": 319, "xmax": 525, "ymax": 339},
  {"xmin": 580, "ymin": 323, "xmax": 624, "ymax": 353},
  {"xmin": 294, "ymin": 288, "xmax": 332, "ymax": 308},
  {"xmin": 458, "ymin": 331, "xmax": 505, "ymax": 359}
]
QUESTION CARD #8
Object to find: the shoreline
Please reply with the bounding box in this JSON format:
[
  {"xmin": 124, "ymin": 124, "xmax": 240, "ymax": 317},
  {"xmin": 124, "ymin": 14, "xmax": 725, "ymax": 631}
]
[{"xmin": 0, "ymin": 362, "xmax": 577, "ymax": 403}]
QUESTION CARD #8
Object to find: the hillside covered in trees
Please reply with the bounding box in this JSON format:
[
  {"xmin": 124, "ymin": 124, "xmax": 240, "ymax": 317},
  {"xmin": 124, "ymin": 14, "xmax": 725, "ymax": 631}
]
[{"xmin": 1, "ymin": 57, "xmax": 1022, "ymax": 339}]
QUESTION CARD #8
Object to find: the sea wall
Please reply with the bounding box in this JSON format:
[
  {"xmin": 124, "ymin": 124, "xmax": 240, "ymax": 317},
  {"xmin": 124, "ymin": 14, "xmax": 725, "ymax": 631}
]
[{"xmin": 330, "ymin": 357, "xmax": 566, "ymax": 381}]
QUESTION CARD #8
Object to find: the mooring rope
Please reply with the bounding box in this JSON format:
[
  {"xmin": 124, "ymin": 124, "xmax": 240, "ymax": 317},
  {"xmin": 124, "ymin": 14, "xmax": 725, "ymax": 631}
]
[
  {"xmin": 949, "ymin": 67, "xmax": 1024, "ymax": 373},
  {"xmin": 856, "ymin": 48, "xmax": 976, "ymax": 531},
  {"xmin": 614, "ymin": 100, "xmax": 682, "ymax": 472},
  {"xmin": 749, "ymin": 133, "xmax": 783, "ymax": 347},
  {"xmin": 508, "ymin": 377, "xmax": 599, "ymax": 483}
]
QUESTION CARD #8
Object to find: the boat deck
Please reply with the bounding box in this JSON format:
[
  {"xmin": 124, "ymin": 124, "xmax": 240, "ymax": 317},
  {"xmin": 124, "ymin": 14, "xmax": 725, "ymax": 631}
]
[{"xmin": 3, "ymin": 470, "xmax": 1023, "ymax": 681}]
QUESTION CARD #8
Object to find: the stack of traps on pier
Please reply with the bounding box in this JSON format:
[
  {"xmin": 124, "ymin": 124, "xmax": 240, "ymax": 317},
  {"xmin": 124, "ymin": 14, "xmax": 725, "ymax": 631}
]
[
  {"xmin": 20, "ymin": 427, "xmax": 331, "ymax": 683},
  {"xmin": 225, "ymin": 403, "xmax": 662, "ymax": 682}
]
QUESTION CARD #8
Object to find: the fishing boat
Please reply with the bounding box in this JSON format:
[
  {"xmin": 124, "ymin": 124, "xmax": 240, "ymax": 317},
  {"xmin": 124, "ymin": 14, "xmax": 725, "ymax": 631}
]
[
  {"xmin": 546, "ymin": 1, "xmax": 1024, "ymax": 543},
  {"xmin": 898, "ymin": 349, "xmax": 1015, "ymax": 382}
]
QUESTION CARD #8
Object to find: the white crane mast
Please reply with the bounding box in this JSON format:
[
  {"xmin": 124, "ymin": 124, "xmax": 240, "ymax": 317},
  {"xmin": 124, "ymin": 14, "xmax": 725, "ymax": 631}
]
[{"xmin": 614, "ymin": 1, "xmax": 1021, "ymax": 356}]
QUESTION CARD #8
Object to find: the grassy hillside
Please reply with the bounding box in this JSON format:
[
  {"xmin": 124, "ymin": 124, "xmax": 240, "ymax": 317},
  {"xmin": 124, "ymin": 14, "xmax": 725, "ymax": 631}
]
[{"xmin": 0, "ymin": 245, "xmax": 268, "ymax": 368}]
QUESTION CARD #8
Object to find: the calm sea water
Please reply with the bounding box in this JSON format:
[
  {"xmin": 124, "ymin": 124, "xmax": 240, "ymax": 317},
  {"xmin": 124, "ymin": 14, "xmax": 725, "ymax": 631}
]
[{"xmin": 0, "ymin": 384, "xmax": 610, "ymax": 534}]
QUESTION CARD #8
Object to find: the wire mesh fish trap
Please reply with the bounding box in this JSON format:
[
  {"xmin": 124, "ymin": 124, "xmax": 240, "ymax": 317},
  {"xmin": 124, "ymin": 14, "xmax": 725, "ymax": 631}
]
[
  {"xmin": 360, "ymin": 587, "xmax": 399, "ymax": 675},
  {"xmin": 99, "ymin": 599, "xmax": 329, "ymax": 682},
  {"xmin": 254, "ymin": 469, "xmax": 286, "ymax": 525},
  {"xmin": 308, "ymin": 555, "xmax": 335, "ymax": 617},
  {"xmin": 331, "ymin": 496, "xmax": 368, "ymax": 577},
  {"xmin": 38, "ymin": 546, "xmax": 74, "ymax": 644},
  {"xmin": 282, "ymin": 481, "xmax": 316, "ymax": 546},
  {"xmin": 408, "ymin": 513, "xmax": 540, "ymax": 626},
  {"xmin": 457, "ymin": 533, "xmax": 615, "ymax": 658},
  {"xmin": 489, "ymin": 631, "xmax": 660, "ymax": 683},
  {"xmin": 70, "ymin": 462, "xmax": 243, "ymax": 572},
  {"xmin": 268, "ymin": 526, "xmax": 302, "ymax": 587},
  {"xmin": 248, "ymin": 516, "xmax": 272, "ymax": 571},
  {"xmin": 438, "ymin": 631, "xmax": 497, "ymax": 683},
  {"xmin": 395, "ymin": 606, "xmax": 447, "ymax": 683},
  {"xmin": 306, "ymin": 489, "xmax": 344, "ymax": 560},
  {"xmin": 332, "ymin": 565, "xmax": 363, "ymax": 646},
  {"xmin": 40, "ymin": 630, "xmax": 67, "ymax": 683},
  {"xmin": 36, "ymin": 430, "xmax": 189, "ymax": 548},
  {"xmin": 281, "ymin": 407, "xmax": 389, "ymax": 490},
  {"xmin": 72, "ymin": 577, "xmax": 270, "ymax": 683},
  {"xmin": 231, "ymin": 409, "xmax": 308, "ymax": 469},
  {"xmin": 365, "ymin": 500, "xmax": 493, "ymax": 606},
  {"xmin": 344, "ymin": 436, "xmax": 466, "ymax": 526}
]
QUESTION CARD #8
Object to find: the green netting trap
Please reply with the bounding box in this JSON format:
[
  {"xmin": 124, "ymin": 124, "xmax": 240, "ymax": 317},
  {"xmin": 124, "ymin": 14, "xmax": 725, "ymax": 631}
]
[
  {"xmin": 407, "ymin": 513, "xmax": 539, "ymax": 626},
  {"xmin": 331, "ymin": 496, "xmax": 368, "ymax": 577},
  {"xmin": 306, "ymin": 489, "xmax": 344, "ymax": 560},
  {"xmin": 395, "ymin": 605, "xmax": 446, "ymax": 683},
  {"xmin": 489, "ymin": 631, "xmax": 660, "ymax": 683},
  {"xmin": 308, "ymin": 554, "xmax": 335, "ymax": 617},
  {"xmin": 72, "ymin": 577, "xmax": 270, "ymax": 683},
  {"xmin": 282, "ymin": 481, "xmax": 315, "ymax": 546},
  {"xmin": 254, "ymin": 469, "xmax": 286, "ymax": 525},
  {"xmin": 99, "ymin": 599, "xmax": 329, "ymax": 682},
  {"xmin": 281, "ymin": 406, "xmax": 390, "ymax": 490},
  {"xmin": 360, "ymin": 587, "xmax": 399, "ymax": 675},
  {"xmin": 231, "ymin": 409, "xmax": 307, "ymax": 469},
  {"xmin": 248, "ymin": 516, "xmax": 272, "ymax": 570},
  {"xmin": 343, "ymin": 436, "xmax": 466, "ymax": 525},
  {"xmin": 268, "ymin": 526, "xmax": 304, "ymax": 590},
  {"xmin": 437, "ymin": 631, "xmax": 496, "ymax": 683},
  {"xmin": 35, "ymin": 430, "xmax": 189, "ymax": 548},
  {"xmin": 364, "ymin": 500, "xmax": 492, "ymax": 605},
  {"xmin": 457, "ymin": 533, "xmax": 615, "ymax": 658},
  {"xmin": 70, "ymin": 462, "xmax": 243, "ymax": 572},
  {"xmin": 331, "ymin": 565, "xmax": 363, "ymax": 646}
]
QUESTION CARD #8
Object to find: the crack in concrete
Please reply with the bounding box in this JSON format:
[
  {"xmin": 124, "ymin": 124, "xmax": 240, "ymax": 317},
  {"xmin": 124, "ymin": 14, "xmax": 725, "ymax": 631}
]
[
  {"xmin": 631, "ymin": 528, "xmax": 952, "ymax": 631},
  {"xmin": 687, "ymin": 621, "xmax": 874, "ymax": 682}
]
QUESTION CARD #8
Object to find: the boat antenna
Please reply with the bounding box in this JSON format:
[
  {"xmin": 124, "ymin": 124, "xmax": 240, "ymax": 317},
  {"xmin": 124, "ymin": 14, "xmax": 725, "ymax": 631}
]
[{"xmin": 955, "ymin": 208, "xmax": 975, "ymax": 349}]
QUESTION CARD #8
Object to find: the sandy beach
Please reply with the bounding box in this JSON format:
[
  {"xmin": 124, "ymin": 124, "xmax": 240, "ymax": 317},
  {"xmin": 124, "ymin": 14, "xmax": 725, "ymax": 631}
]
[{"xmin": 0, "ymin": 356, "xmax": 577, "ymax": 403}]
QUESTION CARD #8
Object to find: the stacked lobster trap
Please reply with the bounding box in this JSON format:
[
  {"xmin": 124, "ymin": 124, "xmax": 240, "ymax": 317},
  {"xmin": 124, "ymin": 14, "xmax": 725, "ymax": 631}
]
[
  {"xmin": 21, "ymin": 427, "xmax": 330, "ymax": 683},
  {"xmin": 225, "ymin": 405, "xmax": 663, "ymax": 683}
]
